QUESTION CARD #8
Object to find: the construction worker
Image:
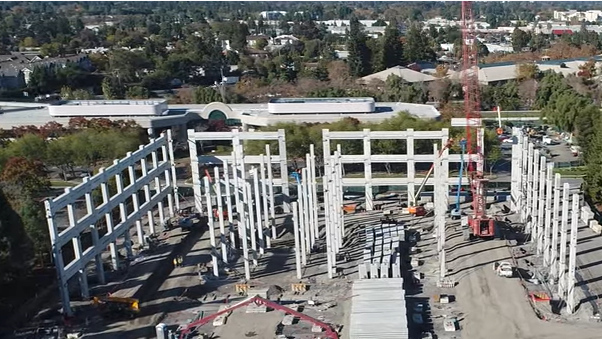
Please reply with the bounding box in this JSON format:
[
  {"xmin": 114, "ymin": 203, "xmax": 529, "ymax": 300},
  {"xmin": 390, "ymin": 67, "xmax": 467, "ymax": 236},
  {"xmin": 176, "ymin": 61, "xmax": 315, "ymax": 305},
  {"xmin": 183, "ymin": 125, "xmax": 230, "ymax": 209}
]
[
  {"xmin": 172, "ymin": 257, "xmax": 178, "ymax": 268},
  {"xmin": 177, "ymin": 255, "xmax": 183, "ymax": 267}
]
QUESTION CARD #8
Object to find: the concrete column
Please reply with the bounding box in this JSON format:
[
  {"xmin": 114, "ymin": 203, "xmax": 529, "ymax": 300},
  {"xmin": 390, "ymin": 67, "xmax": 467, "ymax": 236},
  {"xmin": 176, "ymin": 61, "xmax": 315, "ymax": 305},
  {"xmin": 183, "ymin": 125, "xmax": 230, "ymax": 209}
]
[
  {"xmin": 161, "ymin": 144, "xmax": 175, "ymax": 218},
  {"xmin": 511, "ymin": 127, "xmax": 523, "ymax": 212},
  {"xmin": 323, "ymin": 175, "xmax": 335, "ymax": 279},
  {"xmin": 292, "ymin": 201, "xmax": 302, "ymax": 279},
  {"xmin": 151, "ymin": 149, "xmax": 165, "ymax": 224},
  {"xmin": 305, "ymin": 154, "xmax": 316, "ymax": 246},
  {"xmin": 530, "ymin": 151, "xmax": 540, "ymax": 243},
  {"xmin": 525, "ymin": 144, "xmax": 535, "ymax": 229},
  {"xmin": 203, "ymin": 177, "xmax": 219, "ymax": 277},
  {"xmin": 407, "ymin": 129, "xmax": 415, "ymax": 206},
  {"xmin": 140, "ymin": 157, "xmax": 155, "ymax": 235},
  {"xmin": 536, "ymin": 157, "xmax": 546, "ymax": 257},
  {"xmin": 222, "ymin": 159, "xmax": 236, "ymax": 248},
  {"xmin": 297, "ymin": 186, "xmax": 307, "ymax": 265},
  {"xmin": 277, "ymin": 129, "xmax": 291, "ymax": 212},
  {"xmin": 566, "ymin": 193, "xmax": 580, "ymax": 314},
  {"xmin": 265, "ymin": 145, "xmax": 276, "ymax": 239},
  {"xmin": 434, "ymin": 144, "xmax": 447, "ymax": 279},
  {"xmin": 127, "ymin": 156, "xmax": 145, "ymax": 247},
  {"xmin": 520, "ymin": 138, "xmax": 530, "ymax": 223},
  {"xmin": 558, "ymin": 183, "xmax": 570, "ymax": 300},
  {"xmin": 363, "ymin": 129, "xmax": 374, "ymax": 210},
  {"xmin": 166, "ymin": 130, "xmax": 180, "ymax": 212},
  {"xmin": 232, "ymin": 151, "xmax": 250, "ymax": 280},
  {"xmin": 252, "ymin": 168, "xmax": 264, "ymax": 255},
  {"xmin": 245, "ymin": 181, "xmax": 258, "ymax": 266},
  {"xmin": 335, "ymin": 144, "xmax": 345, "ymax": 248},
  {"xmin": 303, "ymin": 166, "xmax": 315, "ymax": 248},
  {"xmin": 543, "ymin": 162, "xmax": 554, "ymax": 266},
  {"xmin": 67, "ymin": 200, "xmax": 89, "ymax": 299},
  {"xmin": 113, "ymin": 163, "xmax": 133, "ymax": 259},
  {"xmin": 214, "ymin": 166, "xmax": 228, "ymax": 263},
  {"xmin": 299, "ymin": 171, "xmax": 308, "ymax": 253},
  {"xmin": 188, "ymin": 137, "xmax": 203, "ymax": 217},
  {"xmin": 310, "ymin": 144, "xmax": 319, "ymax": 243},
  {"xmin": 123, "ymin": 228, "xmax": 133, "ymax": 260},
  {"xmin": 322, "ymin": 129, "xmax": 332, "ymax": 176},
  {"xmin": 550, "ymin": 173, "xmax": 561, "ymax": 281},
  {"xmin": 45, "ymin": 201, "xmax": 73, "ymax": 316},
  {"xmin": 100, "ymin": 171, "xmax": 119, "ymax": 271},
  {"xmin": 83, "ymin": 178, "xmax": 105, "ymax": 284},
  {"xmin": 260, "ymin": 154, "xmax": 271, "ymax": 248},
  {"xmin": 441, "ymin": 128, "xmax": 450, "ymax": 206}
]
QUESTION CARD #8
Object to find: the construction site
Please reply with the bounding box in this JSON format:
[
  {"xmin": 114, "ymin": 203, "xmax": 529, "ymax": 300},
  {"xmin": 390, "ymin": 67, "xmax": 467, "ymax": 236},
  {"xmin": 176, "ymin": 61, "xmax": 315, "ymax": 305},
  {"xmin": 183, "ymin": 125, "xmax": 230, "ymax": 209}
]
[{"xmin": 10, "ymin": 2, "xmax": 602, "ymax": 339}]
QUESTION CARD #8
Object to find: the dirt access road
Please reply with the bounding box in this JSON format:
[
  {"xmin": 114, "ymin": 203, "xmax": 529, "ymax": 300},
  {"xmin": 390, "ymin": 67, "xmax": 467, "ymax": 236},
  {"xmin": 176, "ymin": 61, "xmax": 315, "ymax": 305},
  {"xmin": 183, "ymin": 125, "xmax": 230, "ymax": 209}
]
[{"xmin": 447, "ymin": 227, "xmax": 601, "ymax": 339}]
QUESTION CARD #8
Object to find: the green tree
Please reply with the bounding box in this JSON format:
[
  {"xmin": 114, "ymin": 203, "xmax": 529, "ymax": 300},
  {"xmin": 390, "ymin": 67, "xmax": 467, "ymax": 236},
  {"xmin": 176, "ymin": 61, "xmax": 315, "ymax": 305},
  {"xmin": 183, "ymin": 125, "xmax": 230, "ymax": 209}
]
[
  {"xmin": 125, "ymin": 86, "xmax": 150, "ymax": 99},
  {"xmin": 404, "ymin": 23, "xmax": 436, "ymax": 62},
  {"xmin": 72, "ymin": 89, "xmax": 94, "ymax": 100},
  {"xmin": 376, "ymin": 22, "xmax": 404, "ymax": 71},
  {"xmin": 193, "ymin": 87, "xmax": 222, "ymax": 104},
  {"xmin": 511, "ymin": 28, "xmax": 530, "ymax": 52},
  {"xmin": 346, "ymin": 17, "xmax": 370, "ymax": 77},
  {"xmin": 102, "ymin": 77, "xmax": 119, "ymax": 100}
]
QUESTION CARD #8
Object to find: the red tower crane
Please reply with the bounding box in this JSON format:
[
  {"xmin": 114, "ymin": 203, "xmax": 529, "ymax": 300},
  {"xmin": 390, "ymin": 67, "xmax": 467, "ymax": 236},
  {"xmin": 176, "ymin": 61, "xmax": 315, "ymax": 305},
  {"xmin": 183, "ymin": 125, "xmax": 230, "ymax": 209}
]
[{"xmin": 461, "ymin": 1, "xmax": 495, "ymax": 239}]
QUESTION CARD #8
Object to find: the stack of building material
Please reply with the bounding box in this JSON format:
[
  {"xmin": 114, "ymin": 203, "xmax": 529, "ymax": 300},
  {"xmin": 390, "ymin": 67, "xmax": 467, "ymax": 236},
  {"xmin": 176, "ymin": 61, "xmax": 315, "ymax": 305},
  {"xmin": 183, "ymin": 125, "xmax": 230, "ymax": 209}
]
[
  {"xmin": 349, "ymin": 278, "xmax": 409, "ymax": 339},
  {"xmin": 359, "ymin": 221, "xmax": 404, "ymax": 279}
]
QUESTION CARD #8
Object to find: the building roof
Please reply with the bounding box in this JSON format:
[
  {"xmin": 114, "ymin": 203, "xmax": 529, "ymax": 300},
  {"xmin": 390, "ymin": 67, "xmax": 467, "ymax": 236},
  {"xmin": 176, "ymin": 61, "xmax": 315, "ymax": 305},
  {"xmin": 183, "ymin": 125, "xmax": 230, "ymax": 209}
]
[
  {"xmin": 359, "ymin": 66, "xmax": 436, "ymax": 84},
  {"xmin": 349, "ymin": 279, "xmax": 408, "ymax": 339},
  {"xmin": 0, "ymin": 99, "xmax": 441, "ymax": 130}
]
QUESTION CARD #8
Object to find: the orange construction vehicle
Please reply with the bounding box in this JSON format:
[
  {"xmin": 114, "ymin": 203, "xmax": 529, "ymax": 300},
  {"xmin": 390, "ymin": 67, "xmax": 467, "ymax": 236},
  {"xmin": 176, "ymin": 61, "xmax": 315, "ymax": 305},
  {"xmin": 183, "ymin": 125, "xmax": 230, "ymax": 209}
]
[{"xmin": 408, "ymin": 139, "xmax": 455, "ymax": 216}]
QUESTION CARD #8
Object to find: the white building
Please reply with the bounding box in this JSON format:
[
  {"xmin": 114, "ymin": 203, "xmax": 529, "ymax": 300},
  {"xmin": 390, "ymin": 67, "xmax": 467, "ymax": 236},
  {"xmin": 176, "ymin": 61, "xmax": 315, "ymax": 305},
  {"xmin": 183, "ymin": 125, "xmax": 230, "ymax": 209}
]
[
  {"xmin": 554, "ymin": 10, "xmax": 602, "ymax": 22},
  {"xmin": 0, "ymin": 98, "xmax": 442, "ymax": 140}
]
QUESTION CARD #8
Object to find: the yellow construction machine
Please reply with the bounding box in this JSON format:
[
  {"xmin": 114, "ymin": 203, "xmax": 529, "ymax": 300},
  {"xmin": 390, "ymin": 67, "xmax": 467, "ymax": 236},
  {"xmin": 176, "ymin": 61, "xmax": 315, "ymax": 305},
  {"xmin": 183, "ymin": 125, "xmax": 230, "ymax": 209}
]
[{"xmin": 92, "ymin": 296, "xmax": 140, "ymax": 319}]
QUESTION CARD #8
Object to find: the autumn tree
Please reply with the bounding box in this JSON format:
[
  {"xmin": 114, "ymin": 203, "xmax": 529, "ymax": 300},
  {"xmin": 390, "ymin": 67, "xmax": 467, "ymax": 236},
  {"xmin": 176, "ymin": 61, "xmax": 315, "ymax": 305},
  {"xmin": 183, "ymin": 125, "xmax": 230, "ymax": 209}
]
[{"xmin": 0, "ymin": 157, "xmax": 49, "ymax": 194}]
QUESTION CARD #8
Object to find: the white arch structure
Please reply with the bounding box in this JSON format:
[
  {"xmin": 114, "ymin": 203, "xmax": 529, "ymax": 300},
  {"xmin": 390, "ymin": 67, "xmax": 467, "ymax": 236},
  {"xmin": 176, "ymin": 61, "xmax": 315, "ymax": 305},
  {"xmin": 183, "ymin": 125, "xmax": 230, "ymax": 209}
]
[{"xmin": 45, "ymin": 131, "xmax": 178, "ymax": 316}]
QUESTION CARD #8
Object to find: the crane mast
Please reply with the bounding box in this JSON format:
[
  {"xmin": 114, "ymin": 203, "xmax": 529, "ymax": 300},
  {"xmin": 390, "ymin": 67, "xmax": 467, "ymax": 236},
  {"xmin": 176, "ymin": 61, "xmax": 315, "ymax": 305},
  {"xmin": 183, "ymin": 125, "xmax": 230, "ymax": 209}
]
[{"xmin": 462, "ymin": 1, "xmax": 495, "ymax": 238}]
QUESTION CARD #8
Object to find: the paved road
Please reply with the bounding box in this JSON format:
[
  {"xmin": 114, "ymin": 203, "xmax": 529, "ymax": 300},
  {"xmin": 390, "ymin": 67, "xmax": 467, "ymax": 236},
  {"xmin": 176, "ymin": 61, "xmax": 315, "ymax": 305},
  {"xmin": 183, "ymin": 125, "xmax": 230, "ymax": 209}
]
[{"xmin": 445, "ymin": 226, "xmax": 600, "ymax": 339}]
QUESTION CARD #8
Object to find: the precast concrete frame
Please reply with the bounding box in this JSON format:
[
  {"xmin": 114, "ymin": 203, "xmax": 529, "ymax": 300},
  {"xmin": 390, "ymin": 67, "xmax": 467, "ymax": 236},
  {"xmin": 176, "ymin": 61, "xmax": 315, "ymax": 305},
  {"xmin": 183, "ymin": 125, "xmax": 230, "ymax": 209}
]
[
  {"xmin": 45, "ymin": 131, "xmax": 178, "ymax": 317},
  {"xmin": 321, "ymin": 128, "xmax": 474, "ymax": 210},
  {"xmin": 187, "ymin": 129, "xmax": 290, "ymax": 213},
  {"xmin": 511, "ymin": 128, "xmax": 584, "ymax": 313}
]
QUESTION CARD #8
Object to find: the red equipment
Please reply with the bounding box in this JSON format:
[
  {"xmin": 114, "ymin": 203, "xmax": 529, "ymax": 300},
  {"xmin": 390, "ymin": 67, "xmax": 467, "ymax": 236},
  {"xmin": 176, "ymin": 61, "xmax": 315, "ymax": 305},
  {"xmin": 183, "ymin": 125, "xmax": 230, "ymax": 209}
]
[
  {"xmin": 177, "ymin": 295, "xmax": 340, "ymax": 339},
  {"xmin": 461, "ymin": 1, "xmax": 495, "ymax": 239}
]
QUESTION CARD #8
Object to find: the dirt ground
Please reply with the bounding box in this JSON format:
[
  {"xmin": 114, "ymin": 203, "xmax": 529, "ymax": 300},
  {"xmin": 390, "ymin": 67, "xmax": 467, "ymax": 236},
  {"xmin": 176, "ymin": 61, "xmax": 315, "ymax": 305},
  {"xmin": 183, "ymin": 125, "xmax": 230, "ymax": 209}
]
[{"xmin": 416, "ymin": 202, "xmax": 602, "ymax": 339}]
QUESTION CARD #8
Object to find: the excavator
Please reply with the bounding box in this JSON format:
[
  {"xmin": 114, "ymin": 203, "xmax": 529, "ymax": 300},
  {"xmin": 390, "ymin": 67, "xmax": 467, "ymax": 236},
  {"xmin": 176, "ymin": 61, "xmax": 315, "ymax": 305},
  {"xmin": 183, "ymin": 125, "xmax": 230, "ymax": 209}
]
[
  {"xmin": 92, "ymin": 296, "xmax": 140, "ymax": 319},
  {"xmin": 407, "ymin": 139, "xmax": 455, "ymax": 217}
]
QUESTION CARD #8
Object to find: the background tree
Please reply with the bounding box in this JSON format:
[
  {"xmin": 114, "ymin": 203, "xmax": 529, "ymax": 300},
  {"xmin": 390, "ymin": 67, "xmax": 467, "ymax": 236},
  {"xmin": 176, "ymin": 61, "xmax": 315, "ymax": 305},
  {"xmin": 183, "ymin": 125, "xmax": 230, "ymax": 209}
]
[
  {"xmin": 346, "ymin": 17, "xmax": 370, "ymax": 77},
  {"xmin": 376, "ymin": 21, "xmax": 403, "ymax": 71},
  {"xmin": 403, "ymin": 23, "xmax": 436, "ymax": 62}
]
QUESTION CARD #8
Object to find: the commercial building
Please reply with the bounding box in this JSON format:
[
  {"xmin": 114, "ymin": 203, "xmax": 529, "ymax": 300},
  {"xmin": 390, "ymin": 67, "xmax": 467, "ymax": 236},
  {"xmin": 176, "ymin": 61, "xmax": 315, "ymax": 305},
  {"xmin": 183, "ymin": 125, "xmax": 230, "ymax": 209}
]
[{"xmin": 0, "ymin": 98, "xmax": 441, "ymax": 138}]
